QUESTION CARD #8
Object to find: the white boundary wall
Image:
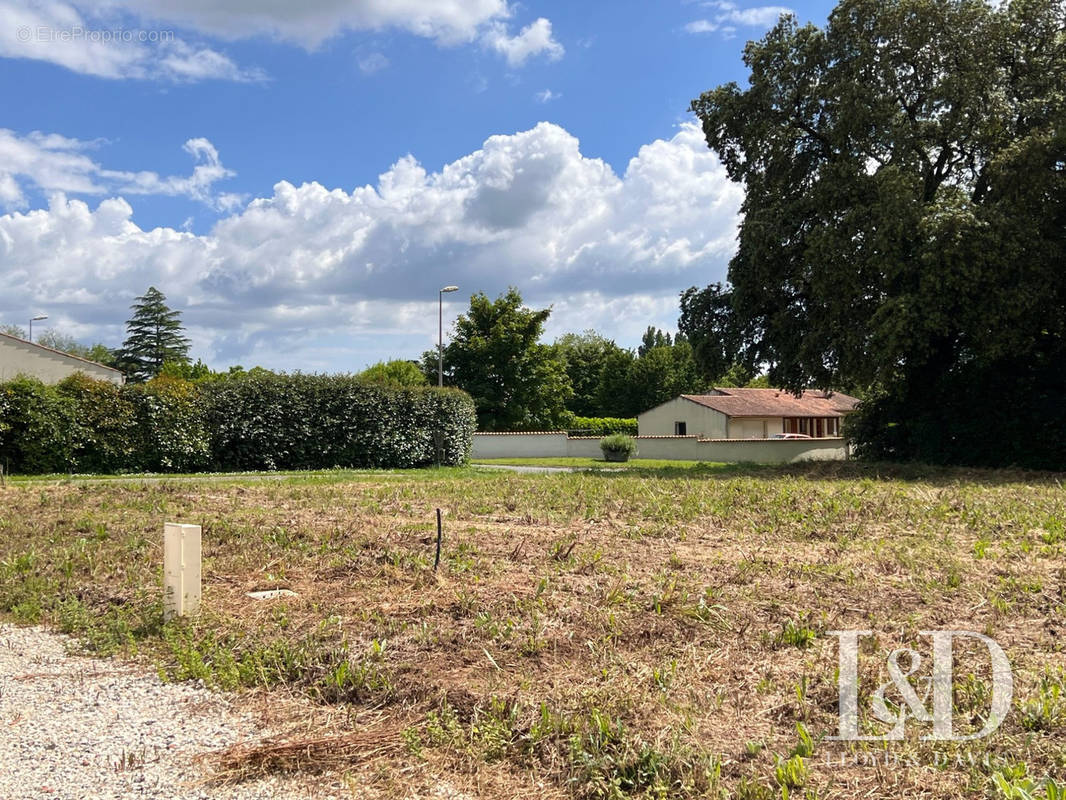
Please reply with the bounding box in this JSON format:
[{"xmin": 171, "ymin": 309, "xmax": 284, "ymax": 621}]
[{"xmin": 471, "ymin": 433, "xmax": 848, "ymax": 463}]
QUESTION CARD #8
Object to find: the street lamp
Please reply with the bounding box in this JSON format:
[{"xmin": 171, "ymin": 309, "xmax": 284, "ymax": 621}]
[
  {"xmin": 29, "ymin": 315, "xmax": 47, "ymax": 343},
  {"xmin": 438, "ymin": 286, "xmax": 459, "ymax": 387}
]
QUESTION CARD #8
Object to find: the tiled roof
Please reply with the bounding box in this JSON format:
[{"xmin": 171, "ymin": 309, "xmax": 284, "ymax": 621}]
[{"xmin": 680, "ymin": 388, "xmax": 860, "ymax": 418}]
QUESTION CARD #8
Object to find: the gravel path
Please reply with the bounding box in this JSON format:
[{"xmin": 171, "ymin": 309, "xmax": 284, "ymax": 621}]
[{"xmin": 0, "ymin": 625, "xmax": 339, "ymax": 800}]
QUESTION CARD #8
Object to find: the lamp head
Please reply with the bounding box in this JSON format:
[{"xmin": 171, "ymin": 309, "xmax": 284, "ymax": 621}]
[
  {"xmin": 32, "ymin": 315, "xmax": 48, "ymax": 321},
  {"xmin": 440, "ymin": 286, "xmax": 459, "ymax": 293}
]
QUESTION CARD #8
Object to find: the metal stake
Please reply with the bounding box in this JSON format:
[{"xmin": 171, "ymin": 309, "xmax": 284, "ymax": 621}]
[{"xmin": 434, "ymin": 508, "xmax": 443, "ymax": 571}]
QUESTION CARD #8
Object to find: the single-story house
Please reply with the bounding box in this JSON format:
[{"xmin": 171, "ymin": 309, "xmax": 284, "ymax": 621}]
[
  {"xmin": 638, "ymin": 387, "xmax": 860, "ymax": 439},
  {"xmin": 0, "ymin": 331, "xmax": 124, "ymax": 385}
]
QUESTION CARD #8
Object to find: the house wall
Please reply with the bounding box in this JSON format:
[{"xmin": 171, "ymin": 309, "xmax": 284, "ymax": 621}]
[
  {"xmin": 470, "ymin": 433, "xmax": 848, "ymax": 463},
  {"xmin": 726, "ymin": 417, "xmax": 785, "ymax": 439},
  {"xmin": 637, "ymin": 398, "xmax": 728, "ymax": 438},
  {"xmin": 0, "ymin": 337, "xmax": 124, "ymax": 385}
]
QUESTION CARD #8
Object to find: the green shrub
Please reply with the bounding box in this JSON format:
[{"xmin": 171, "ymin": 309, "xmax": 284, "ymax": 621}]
[
  {"xmin": 600, "ymin": 434, "xmax": 638, "ymax": 462},
  {"xmin": 0, "ymin": 377, "xmax": 78, "ymax": 474},
  {"xmin": 567, "ymin": 416, "xmax": 638, "ymax": 436},
  {"xmin": 127, "ymin": 377, "xmax": 212, "ymax": 472},
  {"xmin": 203, "ymin": 373, "xmax": 476, "ymax": 471},
  {"xmin": 0, "ymin": 372, "xmax": 476, "ymax": 474},
  {"xmin": 56, "ymin": 374, "xmax": 137, "ymax": 473}
]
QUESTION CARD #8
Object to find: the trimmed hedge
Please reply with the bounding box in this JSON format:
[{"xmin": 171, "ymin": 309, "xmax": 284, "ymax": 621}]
[
  {"xmin": 0, "ymin": 373, "xmax": 476, "ymax": 475},
  {"xmin": 566, "ymin": 416, "xmax": 638, "ymax": 436}
]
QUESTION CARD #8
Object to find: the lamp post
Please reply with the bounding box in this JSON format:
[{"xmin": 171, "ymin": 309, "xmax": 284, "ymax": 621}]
[
  {"xmin": 29, "ymin": 314, "xmax": 47, "ymax": 343},
  {"xmin": 438, "ymin": 286, "xmax": 459, "ymax": 387}
]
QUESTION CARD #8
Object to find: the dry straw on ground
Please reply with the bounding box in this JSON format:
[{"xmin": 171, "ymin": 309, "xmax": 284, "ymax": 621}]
[{"xmin": 1, "ymin": 462, "xmax": 1064, "ymax": 799}]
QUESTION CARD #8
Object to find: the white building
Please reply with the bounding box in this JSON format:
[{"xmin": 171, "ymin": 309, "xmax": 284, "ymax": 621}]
[
  {"xmin": 0, "ymin": 332, "xmax": 124, "ymax": 385},
  {"xmin": 638, "ymin": 387, "xmax": 859, "ymax": 439}
]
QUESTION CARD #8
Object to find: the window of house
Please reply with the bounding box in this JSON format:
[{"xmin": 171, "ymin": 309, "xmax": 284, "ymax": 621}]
[{"xmin": 674, "ymin": 421, "xmax": 687, "ymax": 435}]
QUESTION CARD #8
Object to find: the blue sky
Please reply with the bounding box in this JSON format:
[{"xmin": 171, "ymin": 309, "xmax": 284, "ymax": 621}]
[{"xmin": 0, "ymin": 0, "xmax": 834, "ymax": 372}]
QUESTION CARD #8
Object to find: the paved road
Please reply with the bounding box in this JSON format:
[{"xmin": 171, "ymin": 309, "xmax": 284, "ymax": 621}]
[{"xmin": 471, "ymin": 463, "xmax": 578, "ymax": 474}]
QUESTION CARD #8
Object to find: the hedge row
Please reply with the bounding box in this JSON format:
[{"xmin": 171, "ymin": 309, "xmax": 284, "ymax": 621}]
[
  {"xmin": 0, "ymin": 373, "xmax": 477, "ymax": 475},
  {"xmin": 565, "ymin": 416, "xmax": 638, "ymax": 436}
]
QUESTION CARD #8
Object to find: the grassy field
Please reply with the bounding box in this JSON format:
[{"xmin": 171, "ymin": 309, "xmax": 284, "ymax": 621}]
[{"xmin": 1, "ymin": 463, "xmax": 1064, "ymax": 799}]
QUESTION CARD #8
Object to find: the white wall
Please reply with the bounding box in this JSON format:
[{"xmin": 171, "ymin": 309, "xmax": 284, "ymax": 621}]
[
  {"xmin": 469, "ymin": 433, "xmax": 571, "ymax": 458},
  {"xmin": 638, "ymin": 397, "xmax": 727, "ymax": 438},
  {"xmin": 0, "ymin": 336, "xmax": 123, "ymax": 385},
  {"xmin": 471, "ymin": 432, "xmax": 848, "ymax": 463}
]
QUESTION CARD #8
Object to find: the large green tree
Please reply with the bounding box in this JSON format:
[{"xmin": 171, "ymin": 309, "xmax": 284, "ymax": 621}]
[
  {"xmin": 117, "ymin": 287, "xmax": 191, "ymax": 382},
  {"xmin": 428, "ymin": 288, "xmax": 572, "ymax": 430},
  {"xmin": 594, "ymin": 336, "xmax": 709, "ymax": 417},
  {"xmin": 625, "ymin": 339, "xmax": 708, "ymax": 413},
  {"xmin": 552, "ymin": 331, "xmax": 627, "ymax": 416},
  {"xmin": 682, "ymin": 0, "xmax": 1066, "ymax": 468}
]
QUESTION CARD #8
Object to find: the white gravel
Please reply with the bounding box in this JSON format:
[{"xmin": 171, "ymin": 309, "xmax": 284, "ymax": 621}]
[{"xmin": 0, "ymin": 625, "xmax": 338, "ymax": 800}]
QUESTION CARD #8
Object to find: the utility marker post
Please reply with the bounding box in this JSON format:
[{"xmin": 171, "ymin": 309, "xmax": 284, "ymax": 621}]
[
  {"xmin": 434, "ymin": 508, "xmax": 443, "ymax": 571},
  {"xmin": 163, "ymin": 523, "xmax": 202, "ymax": 622}
]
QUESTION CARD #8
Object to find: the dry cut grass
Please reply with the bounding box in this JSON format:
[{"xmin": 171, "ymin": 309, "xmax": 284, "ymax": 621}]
[{"xmin": 1, "ymin": 462, "xmax": 1064, "ymax": 799}]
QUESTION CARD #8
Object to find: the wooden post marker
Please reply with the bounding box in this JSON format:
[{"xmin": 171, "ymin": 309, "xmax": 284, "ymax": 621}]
[{"xmin": 163, "ymin": 522, "xmax": 202, "ymax": 622}]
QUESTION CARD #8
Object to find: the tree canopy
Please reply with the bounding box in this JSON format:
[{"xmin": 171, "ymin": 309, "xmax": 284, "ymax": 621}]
[
  {"xmin": 1, "ymin": 325, "xmax": 115, "ymax": 365},
  {"xmin": 552, "ymin": 331, "xmax": 627, "ymax": 417},
  {"xmin": 34, "ymin": 330, "xmax": 116, "ymax": 366},
  {"xmin": 429, "ymin": 288, "xmax": 572, "ymax": 431},
  {"xmin": 117, "ymin": 287, "xmax": 191, "ymax": 383},
  {"xmin": 637, "ymin": 326, "xmax": 673, "ymax": 358},
  {"xmin": 359, "ymin": 359, "xmax": 429, "ymax": 388},
  {"xmin": 593, "ymin": 335, "xmax": 711, "ymax": 417},
  {"xmin": 682, "ymin": 0, "xmax": 1066, "ymax": 468}
]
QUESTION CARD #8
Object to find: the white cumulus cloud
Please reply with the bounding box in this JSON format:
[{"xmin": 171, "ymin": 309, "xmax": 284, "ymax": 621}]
[
  {"xmin": 1, "ymin": 0, "xmax": 563, "ymax": 80},
  {"xmin": 0, "ymin": 129, "xmax": 238, "ymax": 211},
  {"xmin": 357, "ymin": 51, "xmax": 389, "ymax": 74},
  {"xmin": 107, "ymin": 0, "xmax": 511, "ymax": 48},
  {"xmin": 0, "ymin": 123, "xmax": 741, "ymax": 370},
  {"xmin": 482, "ymin": 17, "xmax": 564, "ymax": 67},
  {"xmin": 0, "ymin": 0, "xmax": 263, "ymax": 81},
  {"xmin": 686, "ymin": 1, "xmax": 792, "ymax": 37}
]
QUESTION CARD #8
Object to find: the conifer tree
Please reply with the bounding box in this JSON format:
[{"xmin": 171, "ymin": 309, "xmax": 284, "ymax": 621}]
[{"xmin": 117, "ymin": 287, "xmax": 191, "ymax": 382}]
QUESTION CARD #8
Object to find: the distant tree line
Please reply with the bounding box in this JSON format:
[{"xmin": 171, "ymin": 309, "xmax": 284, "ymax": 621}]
[
  {"xmin": 420, "ymin": 287, "xmax": 766, "ymax": 431},
  {"xmin": 5, "ymin": 286, "xmax": 761, "ymax": 434}
]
